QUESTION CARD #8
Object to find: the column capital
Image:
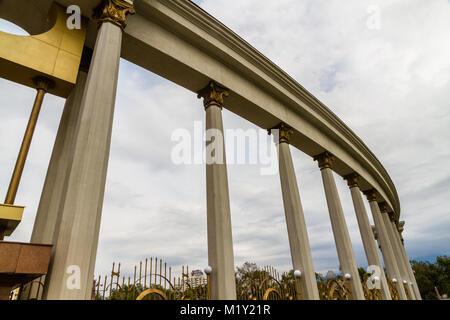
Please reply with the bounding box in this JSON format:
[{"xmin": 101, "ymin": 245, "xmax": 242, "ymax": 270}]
[
  {"xmin": 378, "ymin": 201, "xmax": 389, "ymax": 213},
  {"xmin": 32, "ymin": 76, "xmax": 55, "ymax": 92},
  {"xmin": 343, "ymin": 173, "xmax": 359, "ymax": 188},
  {"xmin": 398, "ymin": 220, "xmax": 405, "ymax": 233},
  {"xmin": 268, "ymin": 122, "xmax": 293, "ymax": 144},
  {"xmin": 313, "ymin": 151, "xmax": 334, "ymax": 170},
  {"xmin": 363, "ymin": 188, "xmax": 377, "ymax": 202},
  {"xmin": 387, "ymin": 212, "xmax": 396, "ymax": 222},
  {"xmin": 93, "ymin": 0, "xmax": 136, "ymax": 30},
  {"xmin": 197, "ymin": 81, "xmax": 230, "ymax": 109}
]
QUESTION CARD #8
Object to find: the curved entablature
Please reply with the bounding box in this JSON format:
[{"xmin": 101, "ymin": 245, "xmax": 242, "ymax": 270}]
[{"xmin": 111, "ymin": 0, "xmax": 400, "ymax": 219}]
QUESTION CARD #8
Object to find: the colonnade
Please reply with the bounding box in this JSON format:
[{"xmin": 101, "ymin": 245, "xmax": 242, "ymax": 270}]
[{"xmin": 5, "ymin": 0, "xmax": 420, "ymax": 300}]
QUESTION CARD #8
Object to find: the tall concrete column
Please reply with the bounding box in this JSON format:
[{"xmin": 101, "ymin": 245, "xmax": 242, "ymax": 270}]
[
  {"xmin": 397, "ymin": 222, "xmax": 422, "ymax": 299},
  {"xmin": 42, "ymin": 0, "xmax": 135, "ymax": 300},
  {"xmin": 197, "ymin": 81, "xmax": 236, "ymax": 300},
  {"xmin": 382, "ymin": 211, "xmax": 415, "ymax": 299},
  {"xmin": 344, "ymin": 174, "xmax": 391, "ymax": 300},
  {"xmin": 272, "ymin": 123, "xmax": 319, "ymax": 300},
  {"xmin": 22, "ymin": 69, "xmax": 88, "ymax": 300},
  {"xmin": 313, "ymin": 152, "xmax": 365, "ymax": 300},
  {"xmin": 364, "ymin": 191, "xmax": 407, "ymax": 300},
  {"xmin": 31, "ymin": 68, "xmax": 89, "ymax": 245}
]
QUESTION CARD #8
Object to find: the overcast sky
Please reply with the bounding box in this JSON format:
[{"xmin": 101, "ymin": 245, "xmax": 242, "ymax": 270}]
[{"xmin": 0, "ymin": 0, "xmax": 449, "ymax": 281}]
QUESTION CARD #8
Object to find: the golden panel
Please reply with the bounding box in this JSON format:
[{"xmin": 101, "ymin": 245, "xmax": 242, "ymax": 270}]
[
  {"xmin": 0, "ymin": 4, "xmax": 86, "ymax": 97},
  {"xmin": 0, "ymin": 204, "xmax": 24, "ymax": 237}
]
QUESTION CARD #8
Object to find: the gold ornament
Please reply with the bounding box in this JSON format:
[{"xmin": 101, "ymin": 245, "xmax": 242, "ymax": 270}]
[
  {"xmin": 93, "ymin": 0, "xmax": 136, "ymax": 30},
  {"xmin": 313, "ymin": 151, "xmax": 334, "ymax": 170},
  {"xmin": 197, "ymin": 81, "xmax": 230, "ymax": 109}
]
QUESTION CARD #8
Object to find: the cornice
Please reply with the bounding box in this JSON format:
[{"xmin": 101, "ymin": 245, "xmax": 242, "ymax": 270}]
[{"xmin": 133, "ymin": 0, "xmax": 400, "ymax": 218}]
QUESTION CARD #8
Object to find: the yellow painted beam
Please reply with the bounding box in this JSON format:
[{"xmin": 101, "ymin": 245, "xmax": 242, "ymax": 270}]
[
  {"xmin": 0, "ymin": 4, "xmax": 86, "ymax": 97},
  {"xmin": 0, "ymin": 204, "xmax": 24, "ymax": 237}
]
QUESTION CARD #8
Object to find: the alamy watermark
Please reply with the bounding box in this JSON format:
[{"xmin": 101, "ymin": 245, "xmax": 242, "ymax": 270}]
[
  {"xmin": 366, "ymin": 5, "xmax": 381, "ymax": 30},
  {"xmin": 171, "ymin": 121, "xmax": 279, "ymax": 176}
]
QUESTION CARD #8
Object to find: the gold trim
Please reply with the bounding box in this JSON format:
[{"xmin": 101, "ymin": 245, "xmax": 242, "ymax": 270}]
[
  {"xmin": 197, "ymin": 81, "xmax": 230, "ymax": 109},
  {"xmin": 268, "ymin": 123, "xmax": 294, "ymax": 144},
  {"xmin": 343, "ymin": 173, "xmax": 359, "ymax": 188},
  {"xmin": 93, "ymin": 0, "xmax": 136, "ymax": 30},
  {"xmin": 136, "ymin": 288, "xmax": 168, "ymax": 300},
  {"xmin": 263, "ymin": 288, "xmax": 282, "ymax": 300},
  {"xmin": 378, "ymin": 201, "xmax": 389, "ymax": 213},
  {"xmin": 363, "ymin": 189, "xmax": 377, "ymax": 202},
  {"xmin": 387, "ymin": 212, "xmax": 396, "ymax": 222},
  {"xmin": 313, "ymin": 151, "xmax": 334, "ymax": 170}
]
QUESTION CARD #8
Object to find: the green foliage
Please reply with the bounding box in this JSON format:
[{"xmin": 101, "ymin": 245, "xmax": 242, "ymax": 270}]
[{"xmin": 411, "ymin": 255, "xmax": 450, "ymax": 300}]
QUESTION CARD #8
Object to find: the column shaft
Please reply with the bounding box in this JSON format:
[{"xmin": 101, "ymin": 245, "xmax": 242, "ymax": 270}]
[
  {"xmin": 396, "ymin": 229, "xmax": 422, "ymax": 299},
  {"xmin": 43, "ymin": 21, "xmax": 123, "ymax": 300},
  {"xmin": 19, "ymin": 71, "xmax": 88, "ymax": 300},
  {"xmin": 367, "ymin": 200, "xmax": 407, "ymax": 300},
  {"xmin": 31, "ymin": 71, "xmax": 88, "ymax": 245},
  {"xmin": 383, "ymin": 214, "xmax": 415, "ymax": 299},
  {"xmin": 314, "ymin": 153, "xmax": 364, "ymax": 300},
  {"xmin": 205, "ymin": 104, "xmax": 236, "ymax": 300},
  {"xmin": 278, "ymin": 141, "xmax": 319, "ymax": 300},
  {"xmin": 348, "ymin": 184, "xmax": 391, "ymax": 299}
]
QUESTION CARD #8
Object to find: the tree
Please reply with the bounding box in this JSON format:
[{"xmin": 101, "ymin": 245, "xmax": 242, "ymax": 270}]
[{"xmin": 411, "ymin": 255, "xmax": 450, "ymax": 300}]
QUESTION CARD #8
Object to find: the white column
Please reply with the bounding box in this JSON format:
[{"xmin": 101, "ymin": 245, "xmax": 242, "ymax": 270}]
[
  {"xmin": 197, "ymin": 81, "xmax": 236, "ymax": 300},
  {"xmin": 42, "ymin": 1, "xmax": 135, "ymax": 300},
  {"xmin": 31, "ymin": 70, "xmax": 88, "ymax": 245},
  {"xmin": 364, "ymin": 192, "xmax": 407, "ymax": 300},
  {"xmin": 313, "ymin": 152, "xmax": 365, "ymax": 300},
  {"xmin": 274, "ymin": 124, "xmax": 319, "ymax": 300},
  {"xmin": 383, "ymin": 212, "xmax": 415, "ymax": 299},
  {"xmin": 396, "ymin": 222, "xmax": 422, "ymax": 299},
  {"xmin": 22, "ymin": 69, "xmax": 88, "ymax": 300},
  {"xmin": 344, "ymin": 174, "xmax": 391, "ymax": 299}
]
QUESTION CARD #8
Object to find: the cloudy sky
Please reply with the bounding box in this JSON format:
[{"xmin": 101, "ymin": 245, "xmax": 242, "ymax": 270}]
[{"xmin": 1, "ymin": 0, "xmax": 449, "ymax": 281}]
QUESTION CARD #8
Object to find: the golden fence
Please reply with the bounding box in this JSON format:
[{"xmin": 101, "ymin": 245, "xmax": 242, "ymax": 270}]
[
  {"xmin": 92, "ymin": 258, "xmax": 391, "ymax": 301},
  {"xmin": 11, "ymin": 257, "xmax": 399, "ymax": 300}
]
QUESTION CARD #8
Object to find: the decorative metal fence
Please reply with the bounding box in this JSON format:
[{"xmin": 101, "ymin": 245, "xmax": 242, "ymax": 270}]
[
  {"xmin": 92, "ymin": 258, "xmax": 392, "ymax": 301},
  {"xmin": 11, "ymin": 257, "xmax": 399, "ymax": 300}
]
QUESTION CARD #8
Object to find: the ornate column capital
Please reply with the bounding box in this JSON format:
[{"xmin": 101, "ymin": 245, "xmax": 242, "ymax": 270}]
[
  {"xmin": 268, "ymin": 122, "xmax": 293, "ymax": 144},
  {"xmin": 343, "ymin": 173, "xmax": 359, "ymax": 188},
  {"xmin": 387, "ymin": 212, "xmax": 396, "ymax": 222},
  {"xmin": 363, "ymin": 188, "xmax": 377, "ymax": 202},
  {"xmin": 93, "ymin": 0, "xmax": 136, "ymax": 30},
  {"xmin": 378, "ymin": 201, "xmax": 389, "ymax": 213},
  {"xmin": 313, "ymin": 151, "xmax": 334, "ymax": 170},
  {"xmin": 32, "ymin": 76, "xmax": 55, "ymax": 92},
  {"xmin": 197, "ymin": 81, "xmax": 230, "ymax": 109},
  {"xmin": 398, "ymin": 220, "xmax": 405, "ymax": 233}
]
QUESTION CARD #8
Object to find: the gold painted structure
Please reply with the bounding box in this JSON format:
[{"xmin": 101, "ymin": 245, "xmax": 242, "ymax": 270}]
[
  {"xmin": 0, "ymin": 77, "xmax": 54, "ymax": 240},
  {"xmin": 0, "ymin": 4, "xmax": 86, "ymax": 98},
  {"xmin": 0, "ymin": 3, "xmax": 87, "ymax": 239},
  {"xmin": 4, "ymin": 77, "xmax": 54, "ymax": 206},
  {"xmin": 0, "ymin": 204, "xmax": 24, "ymax": 239}
]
